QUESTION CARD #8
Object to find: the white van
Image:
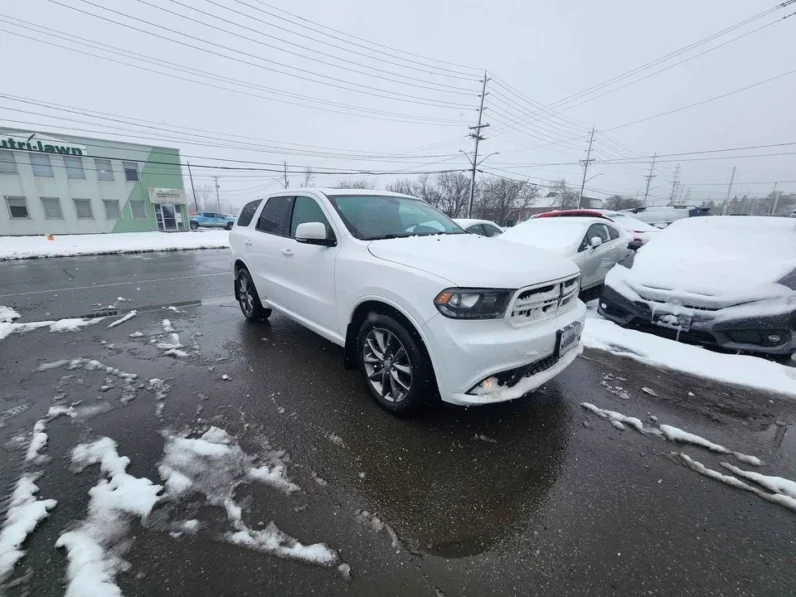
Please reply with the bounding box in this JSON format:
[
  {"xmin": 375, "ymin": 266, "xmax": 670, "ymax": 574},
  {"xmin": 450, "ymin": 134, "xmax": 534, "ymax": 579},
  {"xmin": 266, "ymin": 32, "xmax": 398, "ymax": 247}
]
[{"xmin": 625, "ymin": 205, "xmax": 710, "ymax": 228}]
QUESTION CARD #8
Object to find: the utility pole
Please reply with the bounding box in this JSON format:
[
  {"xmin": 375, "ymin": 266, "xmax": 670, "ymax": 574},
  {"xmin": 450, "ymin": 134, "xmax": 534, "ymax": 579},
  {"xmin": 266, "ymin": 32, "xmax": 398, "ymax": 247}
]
[
  {"xmin": 577, "ymin": 127, "xmax": 596, "ymax": 208},
  {"xmin": 642, "ymin": 153, "xmax": 657, "ymax": 206},
  {"xmin": 187, "ymin": 161, "xmax": 198, "ymax": 211},
  {"xmin": 770, "ymin": 182, "xmax": 781, "ymax": 215},
  {"xmin": 467, "ymin": 71, "xmax": 490, "ymax": 218},
  {"xmin": 283, "ymin": 161, "xmax": 289, "ymax": 189},
  {"xmin": 668, "ymin": 164, "xmax": 681, "ymax": 205},
  {"xmin": 722, "ymin": 166, "xmax": 736, "ymax": 214},
  {"xmin": 213, "ymin": 176, "xmax": 221, "ymax": 212}
]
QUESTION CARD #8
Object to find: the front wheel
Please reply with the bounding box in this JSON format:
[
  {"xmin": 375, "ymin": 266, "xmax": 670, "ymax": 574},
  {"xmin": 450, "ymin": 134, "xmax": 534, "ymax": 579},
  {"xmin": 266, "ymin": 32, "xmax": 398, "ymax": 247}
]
[
  {"xmin": 190, "ymin": 221, "xmax": 199, "ymax": 230},
  {"xmin": 236, "ymin": 268, "xmax": 271, "ymax": 321},
  {"xmin": 225, "ymin": 222, "xmax": 233, "ymax": 230},
  {"xmin": 356, "ymin": 313, "xmax": 434, "ymax": 415}
]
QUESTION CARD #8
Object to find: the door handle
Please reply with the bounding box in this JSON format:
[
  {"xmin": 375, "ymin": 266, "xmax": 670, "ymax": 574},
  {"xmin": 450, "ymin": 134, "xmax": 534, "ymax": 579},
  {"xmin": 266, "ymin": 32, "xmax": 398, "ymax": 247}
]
[
  {"xmin": 281, "ymin": 248, "xmax": 294, "ymax": 257},
  {"xmin": 244, "ymin": 239, "xmax": 253, "ymax": 246}
]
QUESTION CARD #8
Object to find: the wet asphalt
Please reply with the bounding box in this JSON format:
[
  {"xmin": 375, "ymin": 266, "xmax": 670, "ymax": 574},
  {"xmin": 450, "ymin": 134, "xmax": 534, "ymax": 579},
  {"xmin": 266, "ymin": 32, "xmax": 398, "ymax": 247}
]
[{"xmin": 1, "ymin": 249, "xmax": 796, "ymax": 597}]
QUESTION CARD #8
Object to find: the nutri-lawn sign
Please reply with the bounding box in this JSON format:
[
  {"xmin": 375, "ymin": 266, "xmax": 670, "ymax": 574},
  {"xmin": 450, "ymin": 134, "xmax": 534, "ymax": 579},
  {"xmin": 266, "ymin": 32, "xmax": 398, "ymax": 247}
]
[{"xmin": 1, "ymin": 134, "xmax": 88, "ymax": 156}]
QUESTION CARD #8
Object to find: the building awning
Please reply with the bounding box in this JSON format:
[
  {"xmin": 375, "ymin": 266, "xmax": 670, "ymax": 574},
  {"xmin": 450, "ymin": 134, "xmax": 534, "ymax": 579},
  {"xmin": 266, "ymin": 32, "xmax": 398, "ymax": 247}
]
[{"xmin": 148, "ymin": 188, "xmax": 187, "ymax": 205}]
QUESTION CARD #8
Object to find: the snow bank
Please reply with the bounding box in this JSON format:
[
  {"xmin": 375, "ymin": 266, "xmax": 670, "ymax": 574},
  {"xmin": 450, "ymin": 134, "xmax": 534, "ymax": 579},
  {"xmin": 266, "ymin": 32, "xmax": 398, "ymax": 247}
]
[
  {"xmin": 0, "ymin": 231, "xmax": 230, "ymax": 260},
  {"xmin": 583, "ymin": 317, "xmax": 796, "ymax": 397},
  {"xmin": 0, "ymin": 474, "xmax": 57, "ymax": 583},
  {"xmin": 57, "ymin": 438, "xmax": 162, "ymax": 597}
]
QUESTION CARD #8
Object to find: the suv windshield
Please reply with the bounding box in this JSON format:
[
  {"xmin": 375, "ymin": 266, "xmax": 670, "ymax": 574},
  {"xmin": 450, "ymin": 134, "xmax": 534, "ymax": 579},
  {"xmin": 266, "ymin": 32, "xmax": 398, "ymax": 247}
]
[{"xmin": 327, "ymin": 194, "xmax": 465, "ymax": 240}]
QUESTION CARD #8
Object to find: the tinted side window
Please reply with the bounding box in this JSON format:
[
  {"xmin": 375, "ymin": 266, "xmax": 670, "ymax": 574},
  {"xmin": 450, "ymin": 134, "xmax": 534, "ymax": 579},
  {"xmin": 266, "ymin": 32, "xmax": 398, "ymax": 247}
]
[
  {"xmin": 237, "ymin": 199, "xmax": 262, "ymax": 227},
  {"xmin": 483, "ymin": 223, "xmax": 502, "ymax": 237},
  {"xmin": 588, "ymin": 224, "xmax": 610, "ymax": 243},
  {"xmin": 256, "ymin": 196, "xmax": 294, "ymax": 235},
  {"xmin": 290, "ymin": 196, "xmax": 331, "ymax": 237},
  {"xmin": 466, "ymin": 224, "xmax": 485, "ymax": 236},
  {"xmin": 606, "ymin": 225, "xmax": 620, "ymax": 240}
]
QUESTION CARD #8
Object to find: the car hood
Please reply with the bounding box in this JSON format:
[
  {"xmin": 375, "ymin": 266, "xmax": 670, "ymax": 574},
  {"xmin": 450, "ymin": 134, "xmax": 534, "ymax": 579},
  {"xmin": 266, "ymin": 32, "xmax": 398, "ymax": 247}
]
[{"xmin": 367, "ymin": 235, "xmax": 580, "ymax": 288}]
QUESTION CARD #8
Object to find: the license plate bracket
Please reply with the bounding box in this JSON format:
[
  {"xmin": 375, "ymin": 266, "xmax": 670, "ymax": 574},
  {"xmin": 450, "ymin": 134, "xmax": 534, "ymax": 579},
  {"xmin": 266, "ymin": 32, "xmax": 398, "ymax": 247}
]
[
  {"xmin": 652, "ymin": 311, "xmax": 692, "ymax": 331},
  {"xmin": 555, "ymin": 321, "xmax": 582, "ymax": 358}
]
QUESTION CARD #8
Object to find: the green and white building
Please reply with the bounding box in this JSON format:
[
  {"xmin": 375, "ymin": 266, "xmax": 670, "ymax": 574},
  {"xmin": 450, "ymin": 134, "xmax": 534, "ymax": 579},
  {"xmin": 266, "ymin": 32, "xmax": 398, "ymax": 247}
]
[{"xmin": 0, "ymin": 127, "xmax": 189, "ymax": 236}]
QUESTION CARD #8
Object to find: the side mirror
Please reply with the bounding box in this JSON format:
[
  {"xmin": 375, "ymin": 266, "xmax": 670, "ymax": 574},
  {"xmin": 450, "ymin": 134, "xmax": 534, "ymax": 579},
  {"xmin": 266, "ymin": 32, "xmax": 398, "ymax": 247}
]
[
  {"xmin": 627, "ymin": 240, "xmax": 643, "ymax": 251},
  {"xmin": 295, "ymin": 222, "xmax": 336, "ymax": 247},
  {"xmin": 589, "ymin": 236, "xmax": 603, "ymax": 249}
]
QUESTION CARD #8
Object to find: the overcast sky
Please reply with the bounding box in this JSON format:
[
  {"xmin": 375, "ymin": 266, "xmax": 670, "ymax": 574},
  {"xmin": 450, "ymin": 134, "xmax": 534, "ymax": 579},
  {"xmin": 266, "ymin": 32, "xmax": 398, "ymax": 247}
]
[{"xmin": 4, "ymin": 0, "xmax": 795, "ymax": 206}]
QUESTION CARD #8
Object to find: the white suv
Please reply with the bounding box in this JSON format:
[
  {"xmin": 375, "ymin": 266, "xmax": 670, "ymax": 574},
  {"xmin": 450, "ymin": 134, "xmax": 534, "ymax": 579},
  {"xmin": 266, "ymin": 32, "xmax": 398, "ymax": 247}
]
[{"xmin": 230, "ymin": 189, "xmax": 586, "ymax": 414}]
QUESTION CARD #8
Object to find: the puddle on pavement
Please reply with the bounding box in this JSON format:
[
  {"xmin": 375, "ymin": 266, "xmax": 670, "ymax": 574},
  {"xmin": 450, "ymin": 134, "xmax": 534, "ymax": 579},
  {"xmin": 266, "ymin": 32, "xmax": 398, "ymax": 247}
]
[{"xmin": 757, "ymin": 420, "xmax": 796, "ymax": 476}]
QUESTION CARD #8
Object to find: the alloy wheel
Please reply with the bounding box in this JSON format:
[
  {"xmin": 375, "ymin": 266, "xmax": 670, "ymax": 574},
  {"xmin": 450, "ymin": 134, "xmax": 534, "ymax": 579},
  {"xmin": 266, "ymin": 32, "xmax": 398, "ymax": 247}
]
[
  {"xmin": 362, "ymin": 328, "xmax": 413, "ymax": 402},
  {"xmin": 238, "ymin": 273, "xmax": 254, "ymax": 317}
]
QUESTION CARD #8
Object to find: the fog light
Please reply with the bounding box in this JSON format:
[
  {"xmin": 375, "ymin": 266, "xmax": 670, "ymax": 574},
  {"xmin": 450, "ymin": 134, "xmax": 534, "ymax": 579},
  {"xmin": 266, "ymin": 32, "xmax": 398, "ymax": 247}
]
[{"xmin": 767, "ymin": 334, "xmax": 783, "ymax": 344}]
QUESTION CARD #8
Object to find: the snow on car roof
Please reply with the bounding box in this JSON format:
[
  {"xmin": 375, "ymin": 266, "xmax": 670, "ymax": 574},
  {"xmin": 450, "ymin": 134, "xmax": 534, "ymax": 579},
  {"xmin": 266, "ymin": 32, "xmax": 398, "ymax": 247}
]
[
  {"xmin": 501, "ymin": 218, "xmax": 593, "ymax": 253},
  {"xmin": 623, "ymin": 216, "xmax": 796, "ymax": 295}
]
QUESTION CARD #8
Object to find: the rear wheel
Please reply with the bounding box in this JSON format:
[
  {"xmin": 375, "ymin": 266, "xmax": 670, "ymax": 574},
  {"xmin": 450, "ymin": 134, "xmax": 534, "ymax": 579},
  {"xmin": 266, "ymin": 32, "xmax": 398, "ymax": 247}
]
[
  {"xmin": 356, "ymin": 313, "xmax": 434, "ymax": 415},
  {"xmin": 190, "ymin": 221, "xmax": 199, "ymax": 230},
  {"xmin": 236, "ymin": 268, "xmax": 271, "ymax": 321},
  {"xmin": 225, "ymin": 222, "xmax": 233, "ymax": 230}
]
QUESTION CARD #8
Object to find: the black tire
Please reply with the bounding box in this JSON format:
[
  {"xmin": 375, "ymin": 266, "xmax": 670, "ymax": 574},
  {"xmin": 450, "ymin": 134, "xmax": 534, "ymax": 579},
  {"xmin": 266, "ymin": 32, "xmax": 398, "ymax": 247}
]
[
  {"xmin": 190, "ymin": 221, "xmax": 199, "ymax": 230},
  {"xmin": 356, "ymin": 313, "xmax": 435, "ymax": 415},
  {"xmin": 236, "ymin": 268, "xmax": 271, "ymax": 321},
  {"xmin": 225, "ymin": 222, "xmax": 234, "ymax": 230}
]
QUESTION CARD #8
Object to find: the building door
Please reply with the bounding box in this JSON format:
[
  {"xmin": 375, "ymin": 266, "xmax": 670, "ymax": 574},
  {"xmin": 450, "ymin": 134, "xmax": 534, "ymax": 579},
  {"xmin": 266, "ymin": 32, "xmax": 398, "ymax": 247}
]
[{"xmin": 155, "ymin": 204, "xmax": 179, "ymax": 231}]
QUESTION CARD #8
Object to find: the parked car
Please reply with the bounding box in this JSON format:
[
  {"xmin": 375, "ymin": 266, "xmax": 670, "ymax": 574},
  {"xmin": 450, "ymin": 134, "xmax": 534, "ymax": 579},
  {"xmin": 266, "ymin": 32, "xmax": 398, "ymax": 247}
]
[
  {"xmin": 532, "ymin": 209, "xmax": 659, "ymax": 246},
  {"xmin": 625, "ymin": 205, "xmax": 710, "ymax": 228},
  {"xmin": 190, "ymin": 211, "xmax": 236, "ymax": 230},
  {"xmin": 790, "ymin": 209, "xmax": 796, "ymax": 218},
  {"xmin": 453, "ymin": 218, "xmax": 503, "ymax": 237},
  {"xmin": 230, "ymin": 189, "xmax": 585, "ymax": 414},
  {"xmin": 500, "ymin": 217, "xmax": 631, "ymax": 291},
  {"xmin": 599, "ymin": 216, "xmax": 796, "ymax": 356}
]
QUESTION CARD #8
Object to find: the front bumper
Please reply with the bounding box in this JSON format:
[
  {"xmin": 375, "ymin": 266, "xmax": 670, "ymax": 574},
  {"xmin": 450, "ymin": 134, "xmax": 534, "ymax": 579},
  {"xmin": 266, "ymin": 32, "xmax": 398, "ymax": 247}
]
[
  {"xmin": 598, "ymin": 282, "xmax": 796, "ymax": 356},
  {"xmin": 422, "ymin": 300, "xmax": 586, "ymax": 406}
]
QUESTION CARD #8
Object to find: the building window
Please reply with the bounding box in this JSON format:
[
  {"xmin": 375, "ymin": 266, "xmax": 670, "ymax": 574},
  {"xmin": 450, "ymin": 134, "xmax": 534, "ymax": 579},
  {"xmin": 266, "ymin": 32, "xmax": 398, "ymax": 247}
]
[
  {"xmin": 5, "ymin": 196, "xmax": 29, "ymax": 219},
  {"xmin": 130, "ymin": 200, "xmax": 147, "ymax": 219},
  {"xmin": 73, "ymin": 198, "xmax": 94, "ymax": 220},
  {"xmin": 103, "ymin": 199, "xmax": 121, "ymax": 220},
  {"xmin": 0, "ymin": 150, "xmax": 17, "ymax": 174},
  {"xmin": 123, "ymin": 161, "xmax": 139, "ymax": 182},
  {"xmin": 95, "ymin": 158, "xmax": 114, "ymax": 181},
  {"xmin": 41, "ymin": 197, "xmax": 64, "ymax": 219},
  {"xmin": 64, "ymin": 155, "xmax": 86, "ymax": 179},
  {"xmin": 29, "ymin": 153, "xmax": 54, "ymax": 177}
]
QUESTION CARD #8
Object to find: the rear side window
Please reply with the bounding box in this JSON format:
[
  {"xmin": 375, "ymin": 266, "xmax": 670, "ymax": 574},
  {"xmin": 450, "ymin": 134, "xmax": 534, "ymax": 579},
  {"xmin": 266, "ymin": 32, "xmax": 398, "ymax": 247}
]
[
  {"xmin": 256, "ymin": 196, "xmax": 293, "ymax": 235},
  {"xmin": 466, "ymin": 224, "xmax": 485, "ymax": 235},
  {"xmin": 237, "ymin": 199, "xmax": 262, "ymax": 227},
  {"xmin": 607, "ymin": 225, "xmax": 620, "ymax": 240},
  {"xmin": 482, "ymin": 223, "xmax": 502, "ymax": 237}
]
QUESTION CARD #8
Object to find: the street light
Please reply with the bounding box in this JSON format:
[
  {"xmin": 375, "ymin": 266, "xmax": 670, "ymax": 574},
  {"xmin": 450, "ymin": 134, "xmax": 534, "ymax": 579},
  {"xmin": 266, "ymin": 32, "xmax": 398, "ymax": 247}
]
[{"xmin": 585, "ymin": 173, "xmax": 604, "ymax": 185}]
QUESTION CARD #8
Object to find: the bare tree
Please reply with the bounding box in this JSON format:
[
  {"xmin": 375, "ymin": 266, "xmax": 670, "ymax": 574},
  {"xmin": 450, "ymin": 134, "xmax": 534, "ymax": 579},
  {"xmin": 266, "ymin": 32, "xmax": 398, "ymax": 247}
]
[
  {"xmin": 334, "ymin": 177, "xmax": 376, "ymax": 189},
  {"xmin": 193, "ymin": 184, "xmax": 216, "ymax": 211},
  {"xmin": 385, "ymin": 178, "xmax": 416, "ymax": 195},
  {"xmin": 548, "ymin": 180, "xmax": 579, "ymax": 210},
  {"xmin": 435, "ymin": 172, "xmax": 470, "ymax": 218},
  {"xmin": 476, "ymin": 176, "xmax": 539, "ymax": 224},
  {"xmin": 301, "ymin": 167, "xmax": 315, "ymax": 188},
  {"xmin": 604, "ymin": 195, "xmax": 643, "ymax": 211}
]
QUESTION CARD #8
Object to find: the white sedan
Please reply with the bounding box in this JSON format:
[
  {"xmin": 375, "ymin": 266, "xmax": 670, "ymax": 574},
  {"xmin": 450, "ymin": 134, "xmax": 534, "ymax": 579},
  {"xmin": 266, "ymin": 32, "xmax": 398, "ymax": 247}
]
[
  {"xmin": 598, "ymin": 211, "xmax": 660, "ymax": 245},
  {"xmin": 500, "ymin": 217, "xmax": 631, "ymax": 291},
  {"xmin": 453, "ymin": 218, "xmax": 503, "ymax": 237}
]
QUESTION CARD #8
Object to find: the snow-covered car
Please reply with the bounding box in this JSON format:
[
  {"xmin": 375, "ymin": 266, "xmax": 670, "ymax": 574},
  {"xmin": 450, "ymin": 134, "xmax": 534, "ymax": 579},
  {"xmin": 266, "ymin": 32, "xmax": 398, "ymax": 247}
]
[
  {"xmin": 531, "ymin": 209, "xmax": 659, "ymax": 246},
  {"xmin": 625, "ymin": 205, "xmax": 710, "ymax": 229},
  {"xmin": 190, "ymin": 211, "xmax": 236, "ymax": 230},
  {"xmin": 453, "ymin": 218, "xmax": 503, "ymax": 237},
  {"xmin": 230, "ymin": 189, "xmax": 585, "ymax": 414},
  {"xmin": 599, "ymin": 216, "xmax": 796, "ymax": 356},
  {"xmin": 500, "ymin": 217, "xmax": 631, "ymax": 291}
]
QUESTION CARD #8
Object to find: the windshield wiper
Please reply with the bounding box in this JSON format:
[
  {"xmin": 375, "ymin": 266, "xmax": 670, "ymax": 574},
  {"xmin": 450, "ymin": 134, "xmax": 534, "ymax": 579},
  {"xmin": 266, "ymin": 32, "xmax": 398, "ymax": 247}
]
[{"xmin": 364, "ymin": 233, "xmax": 410, "ymax": 240}]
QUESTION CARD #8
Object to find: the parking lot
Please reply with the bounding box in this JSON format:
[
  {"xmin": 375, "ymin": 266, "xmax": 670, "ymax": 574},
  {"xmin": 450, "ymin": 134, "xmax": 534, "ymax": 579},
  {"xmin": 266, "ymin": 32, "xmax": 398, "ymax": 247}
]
[{"xmin": 1, "ymin": 249, "xmax": 796, "ymax": 597}]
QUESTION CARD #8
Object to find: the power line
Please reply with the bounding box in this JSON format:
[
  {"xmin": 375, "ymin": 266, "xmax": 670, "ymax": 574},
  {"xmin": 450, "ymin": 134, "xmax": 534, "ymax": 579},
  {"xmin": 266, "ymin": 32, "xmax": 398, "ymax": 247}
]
[
  {"xmin": 47, "ymin": 0, "xmax": 472, "ymax": 109},
  {"xmin": 0, "ymin": 18, "xmax": 467, "ymax": 127},
  {"xmin": 134, "ymin": 0, "xmax": 477, "ymax": 94}
]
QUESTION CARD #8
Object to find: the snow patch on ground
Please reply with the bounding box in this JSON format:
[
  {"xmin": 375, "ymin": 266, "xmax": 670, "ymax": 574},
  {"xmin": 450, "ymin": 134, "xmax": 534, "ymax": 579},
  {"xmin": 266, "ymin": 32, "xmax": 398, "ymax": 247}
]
[
  {"xmin": 161, "ymin": 319, "xmax": 174, "ymax": 333},
  {"xmin": 56, "ymin": 438, "xmax": 162, "ymax": 597},
  {"xmin": 583, "ymin": 313, "xmax": 796, "ymax": 398},
  {"xmin": 720, "ymin": 463, "xmax": 796, "ymax": 499},
  {"xmin": 24, "ymin": 420, "xmax": 49, "ymax": 465},
  {"xmin": 0, "ymin": 474, "xmax": 57, "ymax": 584},
  {"xmin": 0, "ymin": 306, "xmax": 20, "ymax": 323},
  {"xmin": 1, "ymin": 317, "xmax": 102, "ymax": 342},
  {"xmin": 581, "ymin": 403, "xmax": 649, "ymax": 434},
  {"xmin": 49, "ymin": 318, "xmax": 103, "ymax": 333},
  {"xmin": 660, "ymin": 425, "xmax": 761, "ymax": 465},
  {"xmin": 226, "ymin": 522, "xmax": 338, "ymax": 566},
  {"xmin": 0, "ymin": 230, "xmax": 230, "ymax": 260},
  {"xmin": 106, "ymin": 311, "xmax": 137, "ymax": 329}
]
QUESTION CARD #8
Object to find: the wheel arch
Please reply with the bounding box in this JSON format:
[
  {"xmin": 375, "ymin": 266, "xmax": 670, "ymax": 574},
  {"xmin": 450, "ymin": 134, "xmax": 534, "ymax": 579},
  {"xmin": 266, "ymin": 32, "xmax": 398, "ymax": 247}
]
[{"xmin": 233, "ymin": 259, "xmax": 249, "ymax": 300}]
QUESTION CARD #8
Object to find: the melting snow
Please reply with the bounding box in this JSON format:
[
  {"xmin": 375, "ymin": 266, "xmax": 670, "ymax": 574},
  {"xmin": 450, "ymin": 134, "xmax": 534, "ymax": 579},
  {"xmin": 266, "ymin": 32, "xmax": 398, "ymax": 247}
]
[
  {"xmin": 660, "ymin": 425, "xmax": 761, "ymax": 466},
  {"xmin": 226, "ymin": 522, "xmax": 338, "ymax": 566},
  {"xmin": 0, "ymin": 306, "xmax": 20, "ymax": 323},
  {"xmin": 56, "ymin": 438, "xmax": 162, "ymax": 597},
  {"xmin": 581, "ymin": 403, "xmax": 648, "ymax": 434},
  {"xmin": 162, "ymin": 319, "xmax": 174, "ymax": 333},
  {"xmin": 720, "ymin": 463, "xmax": 796, "ymax": 499},
  {"xmin": 49, "ymin": 318, "xmax": 103, "ymax": 333},
  {"xmin": 24, "ymin": 420, "xmax": 48, "ymax": 465},
  {"xmin": 106, "ymin": 311, "xmax": 137, "ymax": 329},
  {"xmin": 0, "ymin": 474, "xmax": 57, "ymax": 584}
]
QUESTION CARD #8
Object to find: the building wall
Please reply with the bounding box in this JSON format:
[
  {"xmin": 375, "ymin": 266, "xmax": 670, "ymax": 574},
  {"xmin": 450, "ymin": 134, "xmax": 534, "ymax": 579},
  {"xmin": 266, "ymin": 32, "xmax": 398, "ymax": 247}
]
[{"xmin": 0, "ymin": 128, "xmax": 186, "ymax": 236}]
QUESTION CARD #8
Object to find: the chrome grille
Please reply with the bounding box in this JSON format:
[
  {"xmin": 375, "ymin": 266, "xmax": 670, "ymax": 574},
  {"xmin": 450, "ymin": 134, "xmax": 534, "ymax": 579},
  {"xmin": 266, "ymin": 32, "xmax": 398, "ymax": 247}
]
[{"xmin": 510, "ymin": 275, "xmax": 580, "ymax": 325}]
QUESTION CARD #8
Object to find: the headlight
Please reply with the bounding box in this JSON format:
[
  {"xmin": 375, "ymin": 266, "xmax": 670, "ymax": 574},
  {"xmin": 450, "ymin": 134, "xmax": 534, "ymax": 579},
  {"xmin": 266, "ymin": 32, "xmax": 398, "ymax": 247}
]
[{"xmin": 434, "ymin": 288, "xmax": 514, "ymax": 319}]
